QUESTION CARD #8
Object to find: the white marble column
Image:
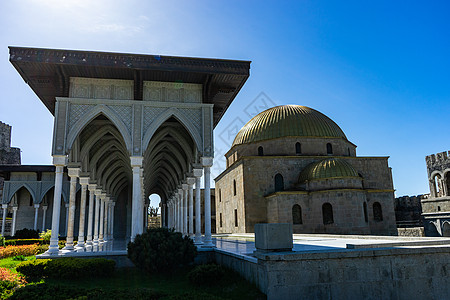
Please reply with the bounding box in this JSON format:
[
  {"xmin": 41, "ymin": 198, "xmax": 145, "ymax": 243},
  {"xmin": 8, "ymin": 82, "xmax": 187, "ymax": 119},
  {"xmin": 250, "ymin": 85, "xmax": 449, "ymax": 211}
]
[
  {"xmin": 64, "ymin": 203, "xmax": 69, "ymax": 236},
  {"xmin": 178, "ymin": 188, "xmax": 183, "ymax": 232},
  {"xmin": 93, "ymin": 189, "xmax": 102, "ymax": 248},
  {"xmin": 76, "ymin": 177, "xmax": 89, "ymax": 250},
  {"xmin": 11, "ymin": 207, "xmax": 18, "ymax": 236},
  {"xmin": 144, "ymin": 203, "xmax": 149, "ymax": 230},
  {"xmin": 131, "ymin": 156, "xmax": 143, "ymax": 241},
  {"xmin": 187, "ymin": 177, "xmax": 195, "ymax": 237},
  {"xmin": 193, "ymin": 168, "xmax": 203, "ymax": 245},
  {"xmin": 33, "ymin": 204, "xmax": 40, "ymax": 231},
  {"xmin": 103, "ymin": 198, "xmax": 109, "ymax": 242},
  {"xmin": 109, "ymin": 201, "xmax": 115, "ymax": 240},
  {"xmin": 182, "ymin": 183, "xmax": 188, "ymax": 234},
  {"xmin": 99, "ymin": 194, "xmax": 106, "ymax": 243},
  {"xmin": 86, "ymin": 183, "xmax": 96, "ymax": 247},
  {"xmin": 64, "ymin": 167, "xmax": 80, "ymax": 251},
  {"xmin": 1, "ymin": 204, "xmax": 7, "ymax": 236},
  {"xmin": 202, "ymin": 157, "xmax": 214, "ymax": 247},
  {"xmin": 47, "ymin": 155, "xmax": 67, "ymax": 255},
  {"xmin": 41, "ymin": 206, "xmax": 47, "ymax": 232}
]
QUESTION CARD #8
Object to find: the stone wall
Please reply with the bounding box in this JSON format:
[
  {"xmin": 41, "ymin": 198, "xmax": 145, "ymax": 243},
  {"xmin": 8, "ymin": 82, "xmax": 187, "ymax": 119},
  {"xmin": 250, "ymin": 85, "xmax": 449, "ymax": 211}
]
[
  {"xmin": 0, "ymin": 122, "xmax": 21, "ymax": 165},
  {"xmin": 214, "ymin": 245, "xmax": 450, "ymax": 300},
  {"xmin": 394, "ymin": 195, "xmax": 424, "ymax": 227}
]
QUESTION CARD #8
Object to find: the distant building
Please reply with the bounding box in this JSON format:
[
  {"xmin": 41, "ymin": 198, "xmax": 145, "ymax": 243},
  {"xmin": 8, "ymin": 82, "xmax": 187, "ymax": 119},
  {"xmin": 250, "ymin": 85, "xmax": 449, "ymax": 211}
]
[
  {"xmin": 215, "ymin": 105, "xmax": 397, "ymax": 235},
  {"xmin": 423, "ymin": 151, "xmax": 450, "ymax": 236},
  {"xmin": 394, "ymin": 194, "xmax": 425, "ymax": 228}
]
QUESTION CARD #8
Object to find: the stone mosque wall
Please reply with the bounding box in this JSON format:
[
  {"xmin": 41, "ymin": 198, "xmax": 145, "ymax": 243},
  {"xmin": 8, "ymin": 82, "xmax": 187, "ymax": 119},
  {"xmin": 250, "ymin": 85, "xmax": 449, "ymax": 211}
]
[{"xmin": 0, "ymin": 122, "xmax": 21, "ymax": 165}]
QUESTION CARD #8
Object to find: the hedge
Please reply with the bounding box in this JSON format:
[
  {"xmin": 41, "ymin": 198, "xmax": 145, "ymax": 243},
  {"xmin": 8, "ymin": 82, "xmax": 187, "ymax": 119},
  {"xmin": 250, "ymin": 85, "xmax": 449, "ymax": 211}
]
[
  {"xmin": 4, "ymin": 239, "xmax": 44, "ymax": 246},
  {"xmin": 0, "ymin": 245, "xmax": 39, "ymax": 259},
  {"xmin": 16, "ymin": 257, "xmax": 116, "ymax": 281}
]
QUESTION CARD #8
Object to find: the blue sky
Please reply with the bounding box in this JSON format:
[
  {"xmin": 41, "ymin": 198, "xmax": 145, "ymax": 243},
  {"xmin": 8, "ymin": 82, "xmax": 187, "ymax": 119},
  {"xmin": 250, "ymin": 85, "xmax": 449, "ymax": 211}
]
[{"xmin": 0, "ymin": 0, "xmax": 449, "ymax": 198}]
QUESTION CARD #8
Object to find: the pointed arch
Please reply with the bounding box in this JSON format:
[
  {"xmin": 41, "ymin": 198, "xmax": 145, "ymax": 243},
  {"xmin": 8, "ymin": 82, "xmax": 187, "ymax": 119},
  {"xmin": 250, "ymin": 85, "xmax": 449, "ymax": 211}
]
[
  {"xmin": 66, "ymin": 105, "xmax": 132, "ymax": 154},
  {"xmin": 142, "ymin": 107, "xmax": 202, "ymax": 153},
  {"xmin": 7, "ymin": 183, "xmax": 37, "ymax": 204}
]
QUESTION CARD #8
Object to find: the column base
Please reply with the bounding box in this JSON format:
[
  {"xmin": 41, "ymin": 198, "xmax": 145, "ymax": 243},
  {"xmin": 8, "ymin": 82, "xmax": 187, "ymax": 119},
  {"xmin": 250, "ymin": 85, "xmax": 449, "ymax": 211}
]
[
  {"xmin": 194, "ymin": 234, "xmax": 203, "ymax": 245},
  {"xmin": 45, "ymin": 246, "xmax": 60, "ymax": 255},
  {"xmin": 202, "ymin": 236, "xmax": 214, "ymax": 248}
]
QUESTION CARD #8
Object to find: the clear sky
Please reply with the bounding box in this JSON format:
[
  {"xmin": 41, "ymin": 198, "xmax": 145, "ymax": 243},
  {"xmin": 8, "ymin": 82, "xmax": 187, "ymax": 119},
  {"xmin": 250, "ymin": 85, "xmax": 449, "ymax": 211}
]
[{"xmin": 0, "ymin": 0, "xmax": 449, "ymax": 199}]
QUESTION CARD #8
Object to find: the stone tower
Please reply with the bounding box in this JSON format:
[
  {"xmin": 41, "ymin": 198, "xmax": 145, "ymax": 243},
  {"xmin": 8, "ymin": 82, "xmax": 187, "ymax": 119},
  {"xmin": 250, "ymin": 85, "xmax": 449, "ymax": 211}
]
[{"xmin": 0, "ymin": 122, "xmax": 21, "ymax": 165}]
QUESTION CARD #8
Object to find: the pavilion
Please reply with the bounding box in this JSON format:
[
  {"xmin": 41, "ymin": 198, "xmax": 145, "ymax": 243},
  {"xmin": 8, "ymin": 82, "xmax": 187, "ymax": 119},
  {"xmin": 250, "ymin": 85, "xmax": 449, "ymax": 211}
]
[{"xmin": 8, "ymin": 46, "xmax": 250, "ymax": 254}]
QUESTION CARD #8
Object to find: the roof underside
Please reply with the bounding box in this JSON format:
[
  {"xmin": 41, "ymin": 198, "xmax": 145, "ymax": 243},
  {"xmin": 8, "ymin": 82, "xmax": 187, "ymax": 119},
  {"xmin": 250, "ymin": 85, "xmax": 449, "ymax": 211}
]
[{"xmin": 9, "ymin": 47, "xmax": 251, "ymax": 127}]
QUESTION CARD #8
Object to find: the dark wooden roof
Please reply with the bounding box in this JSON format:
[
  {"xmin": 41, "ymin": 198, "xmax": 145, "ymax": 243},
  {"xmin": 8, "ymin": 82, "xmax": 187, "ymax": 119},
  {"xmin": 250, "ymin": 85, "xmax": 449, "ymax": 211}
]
[{"xmin": 9, "ymin": 47, "xmax": 251, "ymax": 127}]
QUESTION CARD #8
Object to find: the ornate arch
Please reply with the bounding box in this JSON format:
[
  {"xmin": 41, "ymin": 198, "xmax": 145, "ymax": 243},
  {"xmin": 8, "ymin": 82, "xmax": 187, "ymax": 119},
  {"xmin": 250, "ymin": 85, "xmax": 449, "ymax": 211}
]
[
  {"xmin": 6, "ymin": 183, "xmax": 37, "ymax": 204},
  {"xmin": 142, "ymin": 107, "xmax": 202, "ymax": 153},
  {"xmin": 66, "ymin": 105, "xmax": 132, "ymax": 154}
]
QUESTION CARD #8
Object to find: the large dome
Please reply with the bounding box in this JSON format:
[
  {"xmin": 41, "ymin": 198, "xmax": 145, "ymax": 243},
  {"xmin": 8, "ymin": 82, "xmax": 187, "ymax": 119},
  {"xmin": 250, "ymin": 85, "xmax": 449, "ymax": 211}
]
[
  {"xmin": 298, "ymin": 158, "xmax": 359, "ymax": 183},
  {"xmin": 232, "ymin": 105, "xmax": 347, "ymax": 146}
]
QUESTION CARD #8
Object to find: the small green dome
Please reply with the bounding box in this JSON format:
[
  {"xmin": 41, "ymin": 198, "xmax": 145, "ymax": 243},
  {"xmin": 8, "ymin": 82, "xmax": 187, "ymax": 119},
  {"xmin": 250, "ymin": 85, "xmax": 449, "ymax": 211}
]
[
  {"xmin": 298, "ymin": 158, "xmax": 359, "ymax": 183},
  {"xmin": 232, "ymin": 105, "xmax": 347, "ymax": 146}
]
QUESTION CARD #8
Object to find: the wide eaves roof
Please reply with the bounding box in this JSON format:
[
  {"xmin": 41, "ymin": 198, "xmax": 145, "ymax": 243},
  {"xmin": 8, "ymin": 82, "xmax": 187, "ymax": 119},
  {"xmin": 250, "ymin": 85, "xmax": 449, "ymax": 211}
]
[{"xmin": 9, "ymin": 46, "xmax": 251, "ymax": 127}]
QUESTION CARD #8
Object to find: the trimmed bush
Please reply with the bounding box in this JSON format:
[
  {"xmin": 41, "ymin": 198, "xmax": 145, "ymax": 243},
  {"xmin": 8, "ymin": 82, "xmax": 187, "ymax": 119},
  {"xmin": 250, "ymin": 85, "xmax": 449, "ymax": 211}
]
[
  {"xmin": 0, "ymin": 267, "xmax": 26, "ymax": 298},
  {"xmin": 14, "ymin": 228, "xmax": 39, "ymax": 239},
  {"xmin": 127, "ymin": 227, "xmax": 197, "ymax": 274},
  {"xmin": 5, "ymin": 239, "xmax": 44, "ymax": 246},
  {"xmin": 39, "ymin": 229, "xmax": 52, "ymax": 243},
  {"xmin": 9, "ymin": 283, "xmax": 165, "ymax": 300},
  {"xmin": 188, "ymin": 264, "xmax": 226, "ymax": 286},
  {"xmin": 16, "ymin": 257, "xmax": 115, "ymax": 281},
  {"xmin": 16, "ymin": 259, "xmax": 49, "ymax": 281},
  {"xmin": 0, "ymin": 235, "xmax": 5, "ymax": 247},
  {"xmin": 0, "ymin": 244, "xmax": 39, "ymax": 259}
]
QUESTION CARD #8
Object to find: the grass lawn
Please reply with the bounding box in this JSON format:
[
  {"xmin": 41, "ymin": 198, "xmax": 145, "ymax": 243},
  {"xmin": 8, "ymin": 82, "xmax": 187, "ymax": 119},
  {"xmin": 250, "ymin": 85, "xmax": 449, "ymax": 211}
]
[{"xmin": 1, "ymin": 256, "xmax": 266, "ymax": 300}]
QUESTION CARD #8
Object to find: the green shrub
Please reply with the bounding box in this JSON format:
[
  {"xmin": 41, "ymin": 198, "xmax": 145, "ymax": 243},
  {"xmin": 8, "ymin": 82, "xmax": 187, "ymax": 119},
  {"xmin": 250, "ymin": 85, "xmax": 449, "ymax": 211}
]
[
  {"xmin": 16, "ymin": 259, "xmax": 49, "ymax": 281},
  {"xmin": 165, "ymin": 291, "xmax": 225, "ymax": 300},
  {"xmin": 9, "ymin": 283, "xmax": 165, "ymax": 300},
  {"xmin": 0, "ymin": 235, "xmax": 5, "ymax": 247},
  {"xmin": 14, "ymin": 228, "xmax": 39, "ymax": 239},
  {"xmin": 5, "ymin": 238, "xmax": 44, "ymax": 246},
  {"xmin": 187, "ymin": 264, "xmax": 226, "ymax": 286},
  {"xmin": 16, "ymin": 257, "xmax": 115, "ymax": 281},
  {"xmin": 127, "ymin": 227, "xmax": 197, "ymax": 274},
  {"xmin": 36, "ymin": 244, "xmax": 49, "ymax": 254},
  {"xmin": 46, "ymin": 257, "xmax": 116, "ymax": 279},
  {"xmin": 12, "ymin": 255, "xmax": 26, "ymax": 261},
  {"xmin": 39, "ymin": 229, "xmax": 52, "ymax": 243}
]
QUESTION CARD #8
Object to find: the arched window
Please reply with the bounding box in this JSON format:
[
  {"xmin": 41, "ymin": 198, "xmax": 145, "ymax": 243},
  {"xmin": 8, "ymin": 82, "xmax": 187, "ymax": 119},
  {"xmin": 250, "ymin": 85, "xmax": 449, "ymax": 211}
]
[
  {"xmin": 363, "ymin": 202, "xmax": 368, "ymax": 223},
  {"xmin": 258, "ymin": 146, "xmax": 264, "ymax": 156},
  {"xmin": 295, "ymin": 142, "xmax": 301, "ymax": 155},
  {"xmin": 274, "ymin": 173, "xmax": 284, "ymax": 192},
  {"xmin": 433, "ymin": 174, "xmax": 442, "ymax": 197},
  {"xmin": 219, "ymin": 189, "xmax": 222, "ymax": 202},
  {"xmin": 445, "ymin": 173, "xmax": 450, "ymax": 197},
  {"xmin": 292, "ymin": 204, "xmax": 302, "ymax": 224},
  {"xmin": 322, "ymin": 203, "xmax": 334, "ymax": 225},
  {"xmin": 326, "ymin": 143, "xmax": 333, "ymax": 155},
  {"xmin": 347, "ymin": 148, "xmax": 351, "ymax": 156},
  {"xmin": 233, "ymin": 180, "xmax": 237, "ymax": 196},
  {"xmin": 373, "ymin": 202, "xmax": 383, "ymax": 221}
]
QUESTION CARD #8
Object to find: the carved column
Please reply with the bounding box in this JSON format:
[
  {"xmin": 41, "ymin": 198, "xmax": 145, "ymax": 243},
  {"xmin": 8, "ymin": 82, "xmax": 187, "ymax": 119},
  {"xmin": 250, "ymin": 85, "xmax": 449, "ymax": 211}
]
[
  {"xmin": 1, "ymin": 204, "xmax": 7, "ymax": 236},
  {"xmin": 202, "ymin": 157, "xmax": 214, "ymax": 247},
  {"xmin": 11, "ymin": 207, "xmax": 18, "ymax": 236},
  {"xmin": 182, "ymin": 183, "xmax": 188, "ymax": 234},
  {"xmin": 187, "ymin": 177, "xmax": 195, "ymax": 237},
  {"xmin": 93, "ymin": 189, "xmax": 102, "ymax": 248},
  {"xmin": 64, "ymin": 167, "xmax": 80, "ymax": 251},
  {"xmin": 109, "ymin": 201, "xmax": 115, "ymax": 240},
  {"xmin": 131, "ymin": 156, "xmax": 143, "ymax": 241},
  {"xmin": 193, "ymin": 167, "xmax": 203, "ymax": 245},
  {"xmin": 76, "ymin": 176, "xmax": 89, "ymax": 250},
  {"xmin": 47, "ymin": 155, "xmax": 67, "ymax": 255},
  {"xmin": 86, "ymin": 183, "xmax": 96, "ymax": 247},
  {"xmin": 33, "ymin": 204, "xmax": 40, "ymax": 231},
  {"xmin": 178, "ymin": 187, "xmax": 183, "ymax": 232},
  {"xmin": 41, "ymin": 205, "xmax": 48, "ymax": 232},
  {"xmin": 99, "ymin": 193, "xmax": 106, "ymax": 243}
]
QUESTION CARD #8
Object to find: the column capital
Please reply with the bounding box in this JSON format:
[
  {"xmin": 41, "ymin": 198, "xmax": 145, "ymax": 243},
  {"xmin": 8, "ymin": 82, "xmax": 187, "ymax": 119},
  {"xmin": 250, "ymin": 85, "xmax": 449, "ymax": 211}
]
[
  {"xmin": 182, "ymin": 183, "xmax": 188, "ymax": 190},
  {"xmin": 52, "ymin": 155, "xmax": 68, "ymax": 166},
  {"xmin": 79, "ymin": 176, "xmax": 90, "ymax": 186},
  {"xmin": 193, "ymin": 168, "xmax": 203, "ymax": 178},
  {"xmin": 187, "ymin": 177, "xmax": 195, "ymax": 185},
  {"xmin": 88, "ymin": 183, "xmax": 97, "ymax": 191},
  {"xmin": 178, "ymin": 188, "xmax": 183, "ymax": 195},
  {"xmin": 130, "ymin": 156, "xmax": 143, "ymax": 168},
  {"xmin": 2, "ymin": 204, "xmax": 8, "ymax": 209},
  {"xmin": 201, "ymin": 157, "xmax": 213, "ymax": 168},
  {"xmin": 12, "ymin": 206, "xmax": 18, "ymax": 211},
  {"xmin": 42, "ymin": 206, "xmax": 48, "ymax": 211},
  {"xmin": 67, "ymin": 167, "xmax": 81, "ymax": 178},
  {"xmin": 34, "ymin": 203, "xmax": 40, "ymax": 209}
]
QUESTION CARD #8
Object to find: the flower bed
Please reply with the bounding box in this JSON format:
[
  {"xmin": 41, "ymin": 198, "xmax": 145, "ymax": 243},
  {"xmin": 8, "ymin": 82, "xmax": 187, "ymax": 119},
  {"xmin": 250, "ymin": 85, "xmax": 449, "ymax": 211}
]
[{"xmin": 0, "ymin": 245, "xmax": 39, "ymax": 259}]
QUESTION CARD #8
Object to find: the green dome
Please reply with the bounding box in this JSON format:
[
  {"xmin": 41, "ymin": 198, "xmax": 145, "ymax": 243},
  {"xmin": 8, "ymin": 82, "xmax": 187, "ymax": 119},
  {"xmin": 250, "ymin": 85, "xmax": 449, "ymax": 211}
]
[
  {"xmin": 232, "ymin": 105, "xmax": 347, "ymax": 146},
  {"xmin": 298, "ymin": 158, "xmax": 359, "ymax": 183}
]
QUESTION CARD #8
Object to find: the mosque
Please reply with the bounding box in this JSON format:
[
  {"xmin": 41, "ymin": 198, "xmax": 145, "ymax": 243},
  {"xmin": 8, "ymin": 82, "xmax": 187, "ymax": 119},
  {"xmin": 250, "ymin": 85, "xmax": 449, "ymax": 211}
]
[{"xmin": 215, "ymin": 105, "xmax": 397, "ymax": 235}]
